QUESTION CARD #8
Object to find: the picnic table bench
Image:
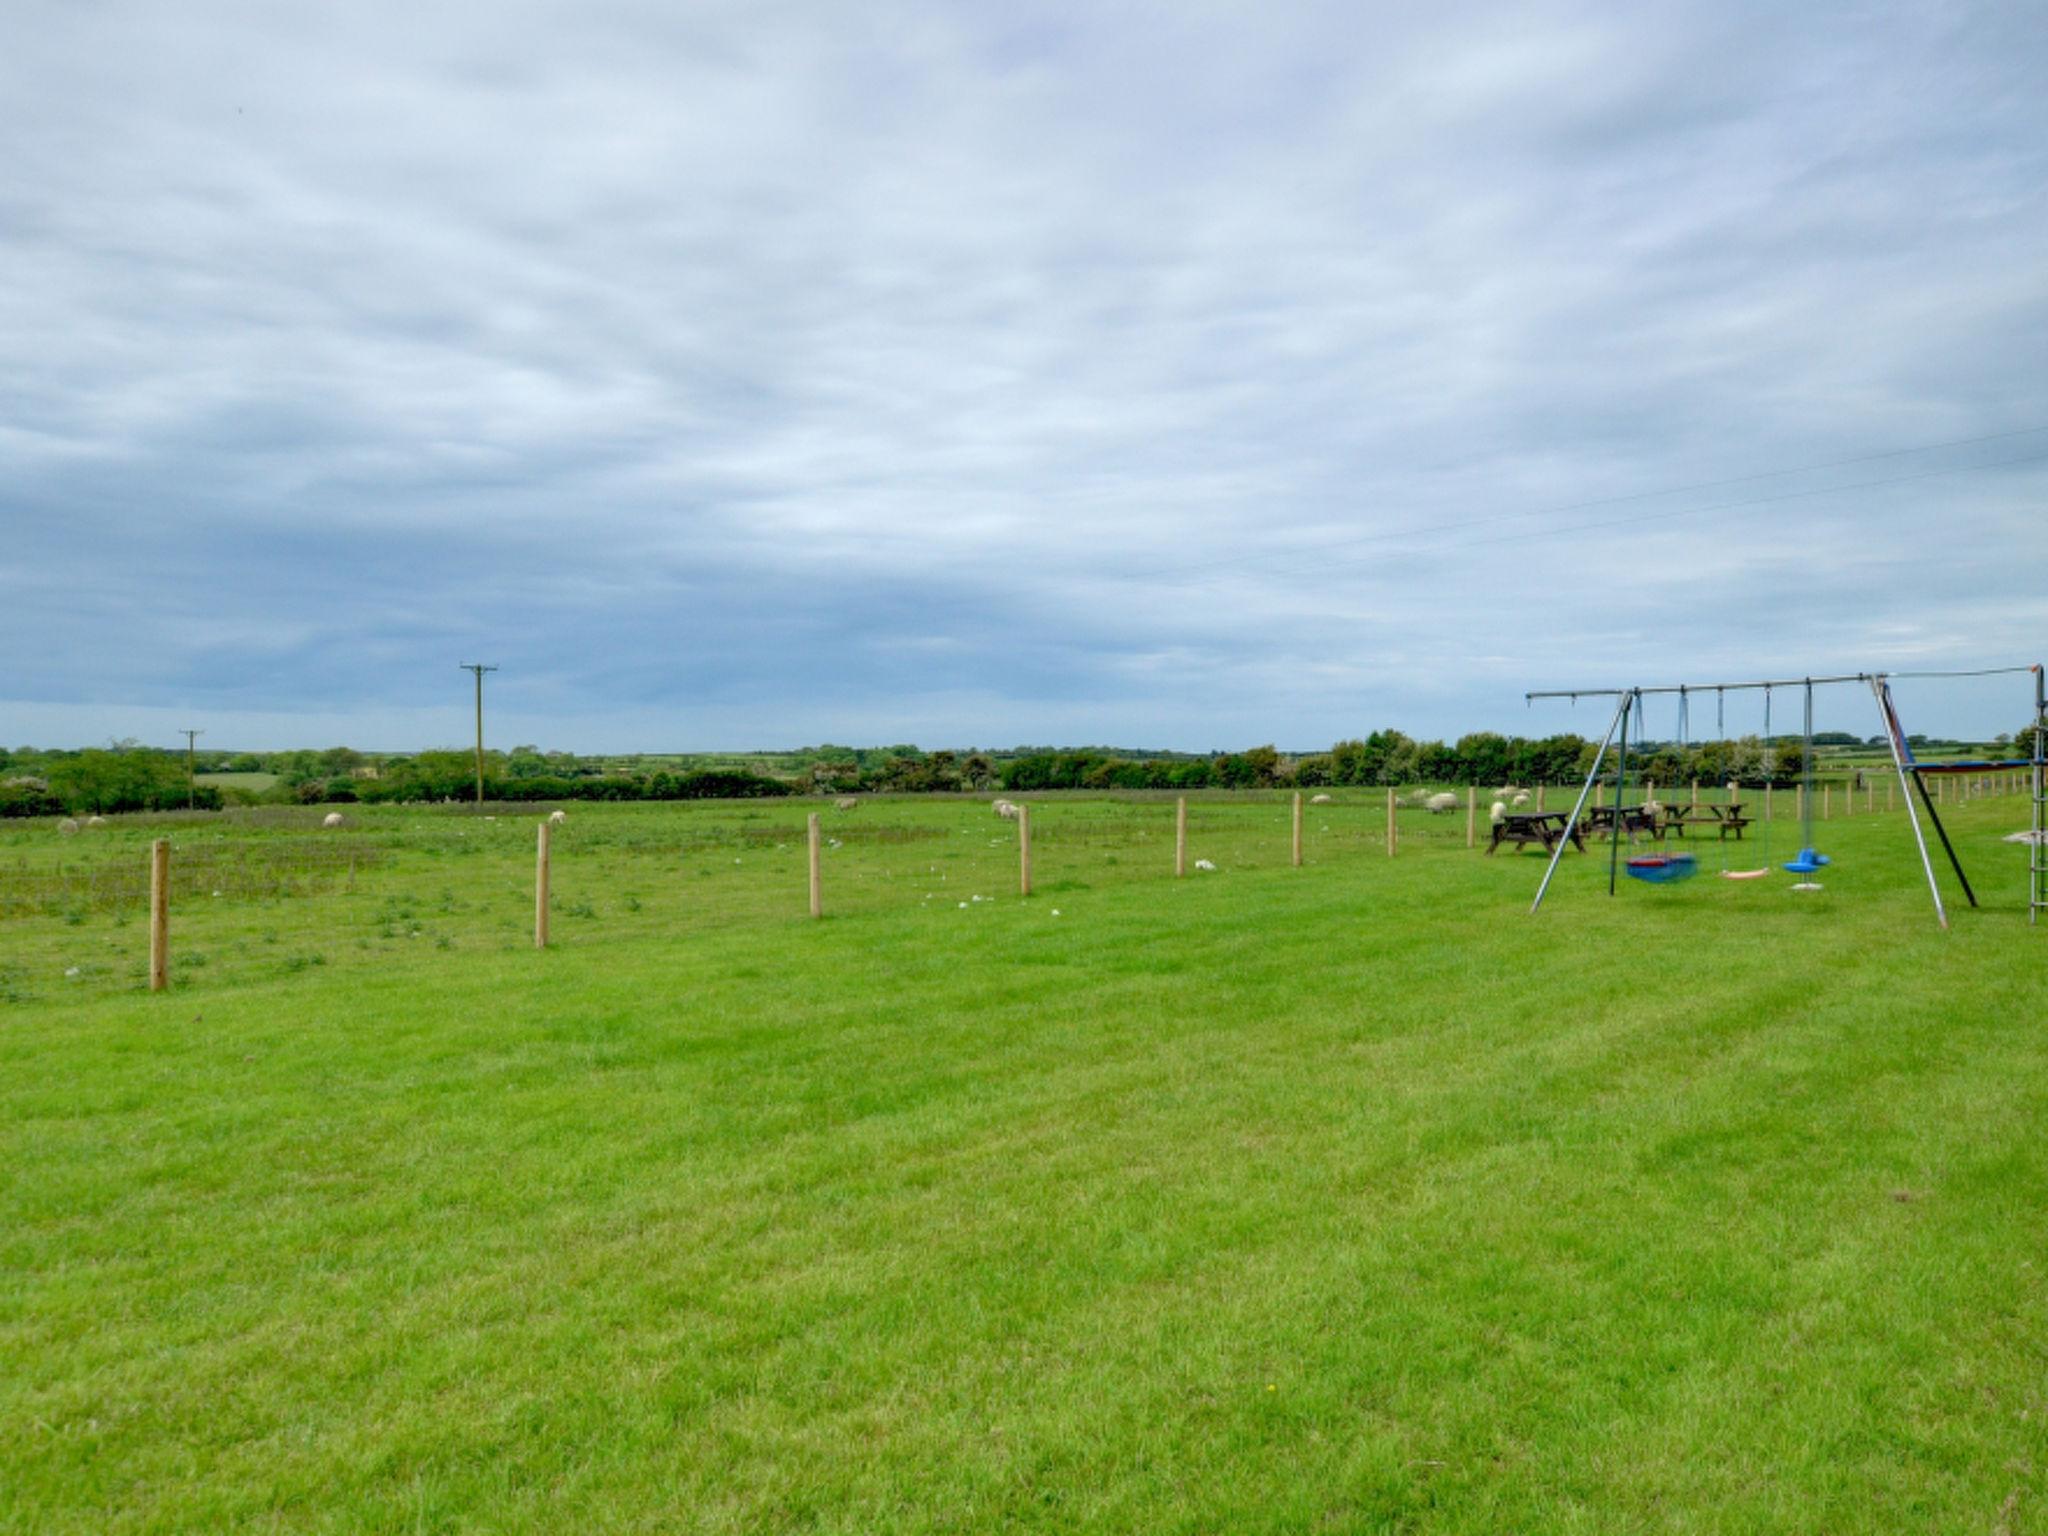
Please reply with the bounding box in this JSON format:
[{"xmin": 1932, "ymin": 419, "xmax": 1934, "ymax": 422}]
[
  {"xmin": 1487, "ymin": 810, "xmax": 1586, "ymax": 855},
  {"xmin": 1582, "ymin": 804, "xmax": 1665, "ymax": 840},
  {"xmin": 1661, "ymin": 802, "xmax": 1753, "ymax": 839}
]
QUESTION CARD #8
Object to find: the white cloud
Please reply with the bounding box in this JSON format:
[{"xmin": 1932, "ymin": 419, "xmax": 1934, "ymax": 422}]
[{"xmin": 3, "ymin": 1, "xmax": 2045, "ymax": 750}]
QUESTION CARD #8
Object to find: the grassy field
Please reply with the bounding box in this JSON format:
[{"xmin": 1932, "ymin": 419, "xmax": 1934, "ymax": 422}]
[
  {"xmin": 3, "ymin": 787, "xmax": 2045, "ymax": 1532},
  {"xmin": 194, "ymin": 770, "xmax": 281, "ymax": 793}
]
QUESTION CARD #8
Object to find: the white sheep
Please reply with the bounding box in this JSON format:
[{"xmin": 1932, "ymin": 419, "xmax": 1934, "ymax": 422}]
[
  {"xmin": 992, "ymin": 799, "xmax": 1020, "ymax": 820},
  {"xmin": 1512, "ymin": 792, "xmax": 1530, "ymax": 808},
  {"xmin": 548, "ymin": 809, "xmax": 567, "ymax": 825},
  {"xmin": 1490, "ymin": 800, "xmax": 1508, "ymax": 823},
  {"xmin": 322, "ymin": 812, "xmax": 345, "ymax": 828},
  {"xmin": 1194, "ymin": 858, "xmax": 1217, "ymax": 871},
  {"xmin": 1310, "ymin": 793, "xmax": 1333, "ymax": 804},
  {"xmin": 1426, "ymin": 791, "xmax": 1459, "ymax": 814},
  {"xmin": 58, "ymin": 818, "xmax": 80, "ymax": 834},
  {"xmin": 834, "ymin": 796, "xmax": 859, "ymax": 811},
  {"xmin": 85, "ymin": 815, "xmax": 108, "ymax": 828}
]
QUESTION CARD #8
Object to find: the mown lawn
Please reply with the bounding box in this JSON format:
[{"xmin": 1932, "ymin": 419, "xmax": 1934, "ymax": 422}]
[{"xmin": 3, "ymin": 792, "xmax": 2045, "ymax": 1532}]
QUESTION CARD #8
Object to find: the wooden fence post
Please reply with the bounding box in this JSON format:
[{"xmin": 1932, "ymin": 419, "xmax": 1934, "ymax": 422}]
[
  {"xmin": 1019, "ymin": 803, "xmax": 1032, "ymax": 896},
  {"xmin": 1690, "ymin": 779, "xmax": 1699, "ymax": 811},
  {"xmin": 1175, "ymin": 797, "xmax": 1187, "ymax": 879},
  {"xmin": 808, "ymin": 812, "xmax": 822, "ymax": 918},
  {"xmin": 1385, "ymin": 788, "xmax": 1396, "ymax": 857},
  {"xmin": 1823, "ymin": 783, "xmax": 1831, "ymax": 820},
  {"xmin": 1466, "ymin": 785, "xmax": 1476, "ymax": 850},
  {"xmin": 148, "ymin": 838, "xmax": 170, "ymax": 992},
  {"xmin": 1764, "ymin": 782, "xmax": 1773, "ymax": 822},
  {"xmin": 1843, "ymin": 775, "xmax": 1853, "ymax": 817},
  {"xmin": 1291, "ymin": 791, "xmax": 1303, "ymax": 868},
  {"xmin": 1537, "ymin": 782, "xmax": 1546, "ymax": 813},
  {"xmin": 534, "ymin": 820, "xmax": 551, "ymax": 949}
]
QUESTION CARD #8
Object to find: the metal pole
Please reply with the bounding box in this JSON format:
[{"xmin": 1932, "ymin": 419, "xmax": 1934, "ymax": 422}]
[
  {"xmin": 1608, "ymin": 690, "xmax": 1634, "ymax": 897},
  {"xmin": 1871, "ymin": 676, "xmax": 1948, "ymax": 931},
  {"xmin": 1531, "ymin": 691, "xmax": 1628, "ymax": 915},
  {"xmin": 1529, "ymin": 672, "xmax": 1876, "ymax": 701},
  {"xmin": 2034, "ymin": 665, "xmax": 2045, "ymax": 926}
]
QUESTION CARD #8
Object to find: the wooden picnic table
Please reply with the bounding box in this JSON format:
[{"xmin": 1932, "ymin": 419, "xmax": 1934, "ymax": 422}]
[
  {"xmin": 1582, "ymin": 804, "xmax": 1665, "ymax": 840},
  {"xmin": 1487, "ymin": 810, "xmax": 1586, "ymax": 855},
  {"xmin": 1662, "ymin": 802, "xmax": 1752, "ymax": 839}
]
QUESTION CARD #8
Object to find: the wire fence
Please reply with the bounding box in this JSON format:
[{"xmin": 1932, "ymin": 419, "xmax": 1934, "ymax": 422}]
[{"xmin": 2, "ymin": 775, "xmax": 2037, "ymax": 1007}]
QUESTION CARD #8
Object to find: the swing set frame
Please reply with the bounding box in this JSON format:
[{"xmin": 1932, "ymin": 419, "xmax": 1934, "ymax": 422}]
[{"xmin": 1522, "ymin": 665, "xmax": 2047, "ymax": 930}]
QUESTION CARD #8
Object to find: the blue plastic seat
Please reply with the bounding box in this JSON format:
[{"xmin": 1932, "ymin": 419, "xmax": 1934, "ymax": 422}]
[
  {"xmin": 1784, "ymin": 847, "xmax": 1830, "ymax": 874},
  {"xmin": 1626, "ymin": 853, "xmax": 1697, "ymax": 884}
]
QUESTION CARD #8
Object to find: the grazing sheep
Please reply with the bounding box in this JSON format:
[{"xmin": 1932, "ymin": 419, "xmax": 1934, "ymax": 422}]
[
  {"xmin": 1426, "ymin": 791, "xmax": 1459, "ymax": 814},
  {"xmin": 322, "ymin": 812, "xmax": 345, "ymax": 828},
  {"xmin": 992, "ymin": 799, "xmax": 1020, "ymax": 820},
  {"xmin": 1490, "ymin": 800, "xmax": 1508, "ymax": 823},
  {"xmin": 548, "ymin": 809, "xmax": 567, "ymax": 825},
  {"xmin": 1310, "ymin": 793, "xmax": 1333, "ymax": 804},
  {"xmin": 1512, "ymin": 792, "xmax": 1530, "ymax": 807},
  {"xmin": 58, "ymin": 818, "xmax": 80, "ymax": 835},
  {"xmin": 1643, "ymin": 799, "xmax": 1663, "ymax": 818},
  {"xmin": 1194, "ymin": 858, "xmax": 1217, "ymax": 871},
  {"xmin": 834, "ymin": 796, "xmax": 859, "ymax": 811},
  {"xmin": 85, "ymin": 815, "xmax": 108, "ymax": 828}
]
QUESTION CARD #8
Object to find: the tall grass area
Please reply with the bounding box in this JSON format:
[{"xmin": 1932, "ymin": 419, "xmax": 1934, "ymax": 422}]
[{"xmin": 3, "ymin": 792, "xmax": 2044, "ymax": 1532}]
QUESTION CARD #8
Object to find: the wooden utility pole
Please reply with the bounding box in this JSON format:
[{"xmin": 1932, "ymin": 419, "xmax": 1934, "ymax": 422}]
[
  {"xmin": 1018, "ymin": 803, "xmax": 1033, "ymax": 896},
  {"xmin": 180, "ymin": 729, "xmax": 202, "ymax": 810},
  {"xmin": 148, "ymin": 839, "xmax": 170, "ymax": 992},
  {"xmin": 534, "ymin": 821, "xmax": 551, "ymax": 948},
  {"xmin": 807, "ymin": 813, "xmax": 823, "ymax": 918},
  {"xmin": 459, "ymin": 663, "xmax": 496, "ymax": 805}
]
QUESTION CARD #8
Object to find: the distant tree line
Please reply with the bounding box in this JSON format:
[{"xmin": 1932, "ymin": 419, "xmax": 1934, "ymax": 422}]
[
  {"xmin": 0, "ymin": 745, "xmax": 223, "ymax": 817},
  {"xmin": 10, "ymin": 720, "xmax": 1995, "ymax": 819}
]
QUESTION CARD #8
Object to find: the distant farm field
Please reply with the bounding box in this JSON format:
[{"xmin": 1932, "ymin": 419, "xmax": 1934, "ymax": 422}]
[
  {"xmin": 3, "ymin": 789, "xmax": 2045, "ymax": 1532},
  {"xmin": 194, "ymin": 770, "xmax": 280, "ymax": 792}
]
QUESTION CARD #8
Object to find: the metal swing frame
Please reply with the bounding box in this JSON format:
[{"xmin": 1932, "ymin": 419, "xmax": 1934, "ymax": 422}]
[{"xmin": 1522, "ymin": 666, "xmax": 2046, "ymax": 929}]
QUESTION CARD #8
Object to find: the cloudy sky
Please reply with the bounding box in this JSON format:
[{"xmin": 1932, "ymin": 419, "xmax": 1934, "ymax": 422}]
[{"xmin": 6, "ymin": 2, "xmax": 2046, "ymax": 753}]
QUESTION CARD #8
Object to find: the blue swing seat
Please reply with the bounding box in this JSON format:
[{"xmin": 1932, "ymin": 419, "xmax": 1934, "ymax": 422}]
[
  {"xmin": 1784, "ymin": 847, "xmax": 1831, "ymax": 875},
  {"xmin": 1626, "ymin": 853, "xmax": 1697, "ymax": 884}
]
